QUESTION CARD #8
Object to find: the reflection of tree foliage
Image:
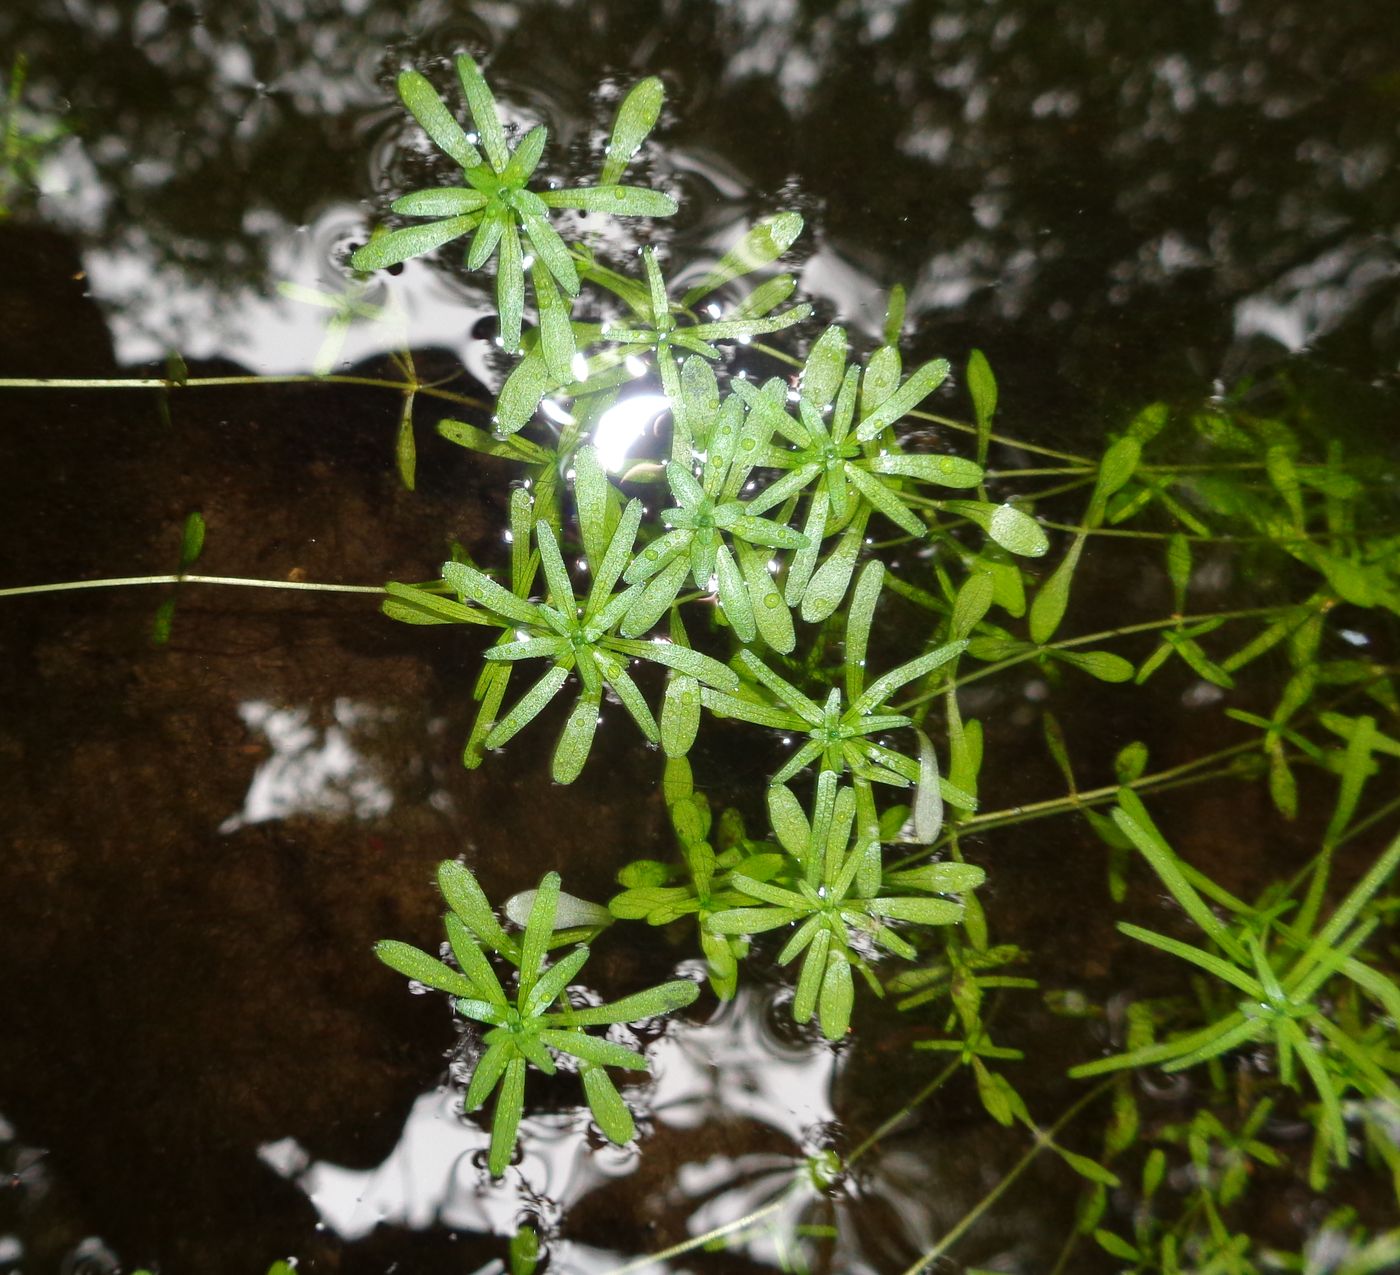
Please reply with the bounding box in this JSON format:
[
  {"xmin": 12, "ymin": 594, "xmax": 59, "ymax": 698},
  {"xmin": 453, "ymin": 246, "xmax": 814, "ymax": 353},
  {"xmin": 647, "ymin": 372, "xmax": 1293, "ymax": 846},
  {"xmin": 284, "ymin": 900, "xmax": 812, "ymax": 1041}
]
[{"xmin": 3, "ymin": 0, "xmax": 1397, "ymax": 386}]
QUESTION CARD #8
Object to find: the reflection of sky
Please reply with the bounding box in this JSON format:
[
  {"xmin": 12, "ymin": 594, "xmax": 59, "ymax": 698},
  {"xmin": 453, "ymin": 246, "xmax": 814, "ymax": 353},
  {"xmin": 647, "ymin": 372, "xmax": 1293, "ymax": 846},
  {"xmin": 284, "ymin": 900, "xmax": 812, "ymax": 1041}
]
[
  {"xmin": 260, "ymin": 986, "xmax": 841, "ymax": 1270},
  {"xmin": 219, "ymin": 697, "xmax": 394, "ymax": 833}
]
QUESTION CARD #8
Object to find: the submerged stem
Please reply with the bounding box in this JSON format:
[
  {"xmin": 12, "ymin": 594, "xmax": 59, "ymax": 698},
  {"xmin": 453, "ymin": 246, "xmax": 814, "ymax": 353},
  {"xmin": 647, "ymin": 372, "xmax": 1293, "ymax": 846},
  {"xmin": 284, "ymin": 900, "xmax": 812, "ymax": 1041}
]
[
  {"xmin": 0, "ymin": 573, "xmax": 385, "ymax": 599},
  {"xmin": 896, "ymin": 1081, "xmax": 1113, "ymax": 1275},
  {"xmin": 0, "ymin": 373, "xmax": 487, "ymax": 410}
]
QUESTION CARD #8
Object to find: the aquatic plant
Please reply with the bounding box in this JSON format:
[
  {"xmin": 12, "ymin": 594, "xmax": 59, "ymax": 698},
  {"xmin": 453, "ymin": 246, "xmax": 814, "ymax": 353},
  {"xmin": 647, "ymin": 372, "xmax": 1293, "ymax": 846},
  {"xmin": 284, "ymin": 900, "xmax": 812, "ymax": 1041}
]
[
  {"xmin": 376, "ymin": 862, "xmax": 697, "ymax": 1176},
  {"xmin": 351, "ymin": 60, "xmax": 676, "ymax": 364},
  {"xmin": 2, "ymin": 40, "xmax": 1398, "ymax": 1275}
]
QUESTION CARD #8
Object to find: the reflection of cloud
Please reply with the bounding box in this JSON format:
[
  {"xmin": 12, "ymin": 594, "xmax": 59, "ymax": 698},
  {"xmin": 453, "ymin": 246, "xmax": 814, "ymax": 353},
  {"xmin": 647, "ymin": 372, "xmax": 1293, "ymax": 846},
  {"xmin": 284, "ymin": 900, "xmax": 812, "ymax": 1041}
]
[
  {"xmin": 259, "ymin": 987, "xmax": 844, "ymax": 1267},
  {"xmin": 650, "ymin": 987, "xmax": 836, "ymax": 1142},
  {"xmin": 219, "ymin": 698, "xmax": 394, "ymax": 833},
  {"xmin": 259, "ymin": 1087, "xmax": 629, "ymax": 1243},
  {"xmin": 1233, "ymin": 239, "xmax": 1399, "ymax": 352}
]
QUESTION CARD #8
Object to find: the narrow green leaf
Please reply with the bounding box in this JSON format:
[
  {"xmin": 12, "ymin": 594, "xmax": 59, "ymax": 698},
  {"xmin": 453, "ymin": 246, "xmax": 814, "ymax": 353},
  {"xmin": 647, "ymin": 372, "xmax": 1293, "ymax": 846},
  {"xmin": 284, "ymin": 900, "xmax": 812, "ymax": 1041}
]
[
  {"xmin": 488, "ymin": 1055, "xmax": 527, "ymax": 1177},
  {"xmin": 582, "ymin": 1063, "xmax": 635, "ymax": 1144},
  {"xmin": 455, "ymin": 55, "xmax": 508, "ymax": 172},
  {"xmin": 857, "ymin": 639, "xmax": 965, "ymax": 710},
  {"xmin": 621, "ymin": 553, "xmax": 689, "ymax": 636},
  {"xmin": 966, "ymin": 349, "xmax": 997, "ymax": 466},
  {"xmin": 442, "ymin": 561, "xmax": 539, "ymax": 626},
  {"xmin": 492, "ymin": 350, "xmax": 554, "ymax": 437},
  {"xmin": 1117, "ymin": 923, "xmax": 1261, "ymax": 994},
  {"xmin": 884, "ymin": 862, "xmax": 985, "ymax": 893},
  {"xmin": 396, "ymin": 69, "xmax": 482, "ymax": 169},
  {"xmin": 882, "ymin": 285, "xmax": 907, "ymax": 347},
  {"xmin": 1053, "ymin": 649, "xmax": 1135, "ymax": 682},
  {"xmin": 862, "ymin": 345, "xmax": 902, "ymax": 415},
  {"xmin": 622, "ymin": 638, "xmax": 739, "ymax": 690},
  {"xmin": 1029, "ymin": 534, "xmax": 1084, "ymax": 645},
  {"xmin": 660, "ymin": 671, "xmax": 701, "ymax": 758},
  {"xmin": 464, "ymin": 1040, "xmax": 510, "ymax": 1112},
  {"xmin": 552, "ymin": 687, "xmax": 602, "ymax": 783},
  {"xmin": 391, "ymin": 187, "xmax": 489, "ymax": 217},
  {"xmin": 485, "ymin": 665, "xmax": 570, "ymax": 750},
  {"xmin": 177, "ymin": 512, "xmax": 206, "ymax": 569},
  {"xmin": 566, "ymin": 978, "xmax": 700, "ymax": 1026},
  {"xmin": 714, "ymin": 544, "xmax": 755, "ymax": 641},
  {"xmin": 1093, "ymin": 436, "xmax": 1141, "ymax": 510},
  {"xmin": 910, "ymin": 728, "xmax": 943, "ymax": 843},
  {"xmin": 439, "ymin": 860, "xmax": 518, "ymax": 958},
  {"xmin": 870, "ymin": 453, "xmax": 983, "ymax": 488},
  {"xmin": 519, "ymin": 201, "xmax": 580, "ymax": 295},
  {"xmin": 801, "ymin": 325, "xmax": 848, "ymax": 410},
  {"xmin": 681, "ymin": 211, "xmax": 805, "ymax": 306},
  {"xmin": 519, "ymin": 872, "xmax": 561, "ymax": 999},
  {"xmin": 537, "ymin": 184, "xmax": 678, "ymax": 216},
  {"xmin": 1324, "ymin": 713, "xmax": 1375, "ymax": 848},
  {"xmin": 845, "ymin": 464, "xmax": 926, "ymax": 538},
  {"xmin": 793, "ymin": 927, "xmax": 831, "ymax": 1023},
  {"xmin": 818, "ymin": 951, "xmax": 854, "ymax": 1039},
  {"xmin": 496, "ymin": 220, "xmax": 525, "ymax": 351},
  {"xmin": 738, "ymin": 541, "xmax": 795, "ymax": 654},
  {"xmin": 572, "ymin": 443, "xmax": 611, "ymax": 571},
  {"xmin": 801, "ymin": 516, "xmax": 866, "ymax": 623},
  {"xmin": 374, "ymin": 940, "xmax": 479, "ymax": 996},
  {"xmin": 1057, "ymin": 1148, "xmax": 1120, "ymax": 1188},
  {"xmin": 844, "ymin": 560, "xmax": 884, "ymax": 701},
  {"xmin": 351, "ymin": 215, "xmax": 479, "ymax": 271},
  {"xmin": 1112, "ymin": 795, "xmax": 1246, "ymax": 961},
  {"xmin": 867, "ymin": 896, "xmax": 964, "ymax": 924},
  {"xmin": 601, "ymin": 76, "xmax": 664, "ymax": 185},
  {"xmin": 531, "ymin": 260, "xmax": 576, "ymax": 384},
  {"xmin": 950, "ymin": 571, "xmax": 993, "ymax": 641},
  {"xmin": 501, "ymin": 124, "xmax": 548, "ymax": 187},
  {"xmin": 395, "ymin": 388, "xmax": 417, "ymax": 490},
  {"xmin": 444, "ymin": 913, "xmax": 509, "ymax": 1005},
  {"xmin": 524, "ymin": 945, "xmax": 591, "ymax": 1016},
  {"xmin": 1167, "ymin": 533, "xmax": 1191, "ymax": 610},
  {"xmin": 854, "ymin": 358, "xmax": 951, "ymax": 441}
]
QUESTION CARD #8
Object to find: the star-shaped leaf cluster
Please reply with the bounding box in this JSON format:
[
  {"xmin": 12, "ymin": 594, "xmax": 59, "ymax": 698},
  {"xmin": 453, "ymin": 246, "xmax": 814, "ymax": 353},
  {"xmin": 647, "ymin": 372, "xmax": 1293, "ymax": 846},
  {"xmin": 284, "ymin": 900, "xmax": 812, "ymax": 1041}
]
[
  {"xmin": 730, "ymin": 325, "xmax": 1045, "ymax": 621},
  {"xmin": 702, "ymin": 561, "xmax": 970, "ymax": 799},
  {"xmin": 618, "ymin": 359, "xmax": 808, "ymax": 651},
  {"xmin": 377, "ymin": 862, "xmax": 698, "ymax": 1176},
  {"xmin": 1070, "ymin": 794, "xmax": 1400, "ymax": 1173},
  {"xmin": 352, "ymin": 60, "xmax": 676, "ymax": 368},
  {"xmin": 441, "ymin": 447, "xmax": 739, "ymax": 781},
  {"xmin": 706, "ymin": 770, "xmax": 984, "ymax": 1038}
]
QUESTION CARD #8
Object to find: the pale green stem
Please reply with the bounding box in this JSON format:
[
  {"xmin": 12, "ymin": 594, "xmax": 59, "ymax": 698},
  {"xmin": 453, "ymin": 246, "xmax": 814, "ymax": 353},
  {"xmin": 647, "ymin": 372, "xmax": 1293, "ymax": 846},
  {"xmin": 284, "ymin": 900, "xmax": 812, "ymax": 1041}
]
[
  {"xmin": 0, "ymin": 573, "xmax": 384, "ymax": 599},
  {"xmin": 897, "ymin": 605, "xmax": 1295, "ymax": 712},
  {"xmin": 601, "ymin": 1187, "xmax": 798, "ymax": 1274},
  {"xmin": 896, "ymin": 1081, "xmax": 1113, "ymax": 1275},
  {"xmin": 0, "ymin": 373, "xmax": 486, "ymax": 410}
]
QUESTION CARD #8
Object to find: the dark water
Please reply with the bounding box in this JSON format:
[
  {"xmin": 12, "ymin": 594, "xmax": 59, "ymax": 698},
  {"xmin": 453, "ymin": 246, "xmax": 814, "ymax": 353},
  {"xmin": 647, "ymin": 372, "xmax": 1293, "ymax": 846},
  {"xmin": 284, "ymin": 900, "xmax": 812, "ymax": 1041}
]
[{"xmin": 1, "ymin": 2, "xmax": 1397, "ymax": 1272}]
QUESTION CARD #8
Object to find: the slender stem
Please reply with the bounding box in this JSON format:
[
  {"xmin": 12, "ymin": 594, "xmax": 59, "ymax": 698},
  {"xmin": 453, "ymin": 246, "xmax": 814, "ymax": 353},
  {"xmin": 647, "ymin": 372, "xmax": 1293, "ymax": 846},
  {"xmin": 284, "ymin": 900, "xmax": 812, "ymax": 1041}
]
[
  {"xmin": 847, "ymin": 1058, "xmax": 962, "ymax": 1165},
  {"xmin": 0, "ymin": 573, "xmax": 385, "ymax": 599},
  {"xmin": 896, "ymin": 1081, "xmax": 1113, "ymax": 1275},
  {"xmin": 0, "ymin": 373, "xmax": 487, "ymax": 410},
  {"xmin": 601, "ymin": 1186, "xmax": 799, "ymax": 1274},
  {"xmin": 1035, "ymin": 518, "xmax": 1398, "ymax": 545},
  {"xmin": 897, "ymin": 605, "xmax": 1294, "ymax": 711},
  {"xmin": 953, "ymin": 747, "xmax": 1255, "ymax": 836},
  {"xmin": 1047, "ymin": 1223, "xmax": 1083, "ymax": 1275}
]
